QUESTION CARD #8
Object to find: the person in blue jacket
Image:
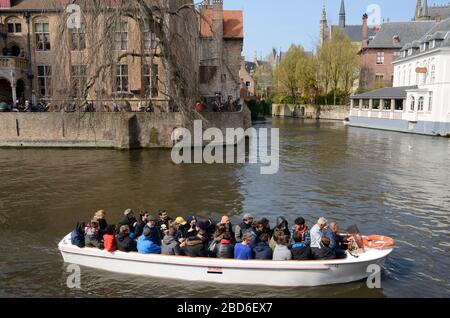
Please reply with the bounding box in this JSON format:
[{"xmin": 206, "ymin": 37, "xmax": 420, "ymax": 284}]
[
  {"xmin": 234, "ymin": 233, "xmax": 254, "ymax": 260},
  {"xmin": 71, "ymin": 222, "xmax": 86, "ymax": 248},
  {"xmin": 137, "ymin": 227, "xmax": 162, "ymax": 254}
]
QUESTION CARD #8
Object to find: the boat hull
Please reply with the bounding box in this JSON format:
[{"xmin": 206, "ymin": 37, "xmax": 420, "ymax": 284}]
[{"xmin": 59, "ymin": 235, "xmax": 392, "ymax": 287}]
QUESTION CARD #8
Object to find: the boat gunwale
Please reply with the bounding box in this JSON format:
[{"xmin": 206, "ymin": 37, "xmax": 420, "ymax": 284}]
[{"xmin": 59, "ymin": 234, "xmax": 393, "ymax": 271}]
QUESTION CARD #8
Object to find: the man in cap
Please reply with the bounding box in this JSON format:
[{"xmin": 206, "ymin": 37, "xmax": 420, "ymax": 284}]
[{"xmin": 235, "ymin": 213, "xmax": 254, "ymax": 243}]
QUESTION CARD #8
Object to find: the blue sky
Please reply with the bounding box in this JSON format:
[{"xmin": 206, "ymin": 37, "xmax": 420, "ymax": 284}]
[{"xmin": 223, "ymin": 0, "xmax": 449, "ymax": 60}]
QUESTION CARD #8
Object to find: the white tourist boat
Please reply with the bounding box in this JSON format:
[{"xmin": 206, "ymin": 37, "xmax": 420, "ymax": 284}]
[{"xmin": 58, "ymin": 233, "xmax": 393, "ymax": 287}]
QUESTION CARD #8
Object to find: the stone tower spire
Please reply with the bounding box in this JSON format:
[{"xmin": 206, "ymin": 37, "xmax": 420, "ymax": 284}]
[
  {"xmin": 422, "ymin": 0, "xmax": 429, "ymax": 18},
  {"xmin": 415, "ymin": 0, "xmax": 422, "ymax": 20},
  {"xmin": 320, "ymin": 4, "xmax": 328, "ymax": 46},
  {"xmin": 339, "ymin": 0, "xmax": 346, "ymax": 28}
]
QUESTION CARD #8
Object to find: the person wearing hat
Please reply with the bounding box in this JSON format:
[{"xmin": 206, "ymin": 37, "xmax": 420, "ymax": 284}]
[
  {"xmin": 143, "ymin": 215, "xmax": 162, "ymax": 246},
  {"xmin": 137, "ymin": 227, "xmax": 162, "ymax": 254},
  {"xmin": 118, "ymin": 209, "xmax": 138, "ymax": 235},
  {"xmin": 173, "ymin": 217, "xmax": 189, "ymax": 243},
  {"xmin": 234, "ymin": 213, "xmax": 254, "ymax": 243},
  {"xmin": 310, "ymin": 217, "xmax": 328, "ymax": 250},
  {"xmin": 116, "ymin": 225, "xmax": 137, "ymax": 252}
]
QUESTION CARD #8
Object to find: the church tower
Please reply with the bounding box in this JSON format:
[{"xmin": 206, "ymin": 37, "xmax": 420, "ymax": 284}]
[
  {"xmin": 415, "ymin": 0, "xmax": 422, "ymax": 20},
  {"xmin": 339, "ymin": 0, "xmax": 346, "ymax": 28},
  {"xmin": 320, "ymin": 5, "xmax": 328, "ymax": 46}
]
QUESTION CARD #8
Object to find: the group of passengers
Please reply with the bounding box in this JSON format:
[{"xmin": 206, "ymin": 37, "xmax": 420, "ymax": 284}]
[{"xmin": 71, "ymin": 210, "xmax": 361, "ymax": 261}]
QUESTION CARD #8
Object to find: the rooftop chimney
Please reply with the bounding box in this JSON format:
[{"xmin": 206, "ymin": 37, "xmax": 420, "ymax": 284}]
[{"xmin": 362, "ymin": 13, "xmax": 369, "ymax": 48}]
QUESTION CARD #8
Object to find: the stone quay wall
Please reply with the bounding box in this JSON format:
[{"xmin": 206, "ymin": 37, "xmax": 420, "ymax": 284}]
[
  {"xmin": 272, "ymin": 104, "xmax": 350, "ymax": 121},
  {"xmin": 0, "ymin": 106, "xmax": 252, "ymax": 149}
]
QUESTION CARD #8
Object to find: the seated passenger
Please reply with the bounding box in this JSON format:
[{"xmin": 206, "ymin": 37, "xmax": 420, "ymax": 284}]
[
  {"xmin": 214, "ymin": 231, "xmax": 235, "ymax": 259},
  {"xmin": 182, "ymin": 229, "xmax": 208, "ymax": 257},
  {"xmin": 71, "ymin": 222, "xmax": 86, "ymax": 248},
  {"xmin": 253, "ymin": 233, "xmax": 273, "ymax": 260},
  {"xmin": 323, "ymin": 221, "xmax": 347, "ymax": 259},
  {"xmin": 103, "ymin": 225, "xmax": 117, "ymax": 253},
  {"xmin": 234, "ymin": 233, "xmax": 254, "ymax": 260},
  {"xmin": 162, "ymin": 226, "xmax": 182, "ymax": 256},
  {"xmin": 118, "ymin": 209, "xmax": 138, "ymax": 235},
  {"xmin": 235, "ymin": 214, "xmax": 254, "ymax": 243},
  {"xmin": 269, "ymin": 228, "xmax": 285, "ymax": 251},
  {"xmin": 116, "ymin": 225, "xmax": 137, "ymax": 252},
  {"xmin": 134, "ymin": 210, "xmax": 149, "ymax": 239},
  {"xmin": 291, "ymin": 231, "xmax": 312, "ymax": 260},
  {"xmin": 185, "ymin": 215, "xmax": 198, "ymax": 238},
  {"xmin": 93, "ymin": 210, "xmax": 108, "ymax": 237},
  {"xmin": 144, "ymin": 215, "xmax": 162, "ymax": 246},
  {"xmin": 85, "ymin": 220, "xmax": 104, "ymax": 250},
  {"xmin": 157, "ymin": 210, "xmax": 173, "ymax": 237},
  {"xmin": 214, "ymin": 215, "xmax": 234, "ymax": 241},
  {"xmin": 291, "ymin": 217, "xmax": 311, "ymax": 247},
  {"xmin": 312, "ymin": 237, "xmax": 336, "ymax": 260},
  {"xmin": 273, "ymin": 235, "xmax": 292, "ymax": 261},
  {"xmin": 174, "ymin": 217, "xmax": 190, "ymax": 243},
  {"xmin": 137, "ymin": 227, "xmax": 162, "ymax": 254}
]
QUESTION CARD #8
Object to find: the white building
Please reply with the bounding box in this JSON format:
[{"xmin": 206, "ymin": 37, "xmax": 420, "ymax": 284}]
[{"xmin": 349, "ymin": 18, "xmax": 450, "ymax": 136}]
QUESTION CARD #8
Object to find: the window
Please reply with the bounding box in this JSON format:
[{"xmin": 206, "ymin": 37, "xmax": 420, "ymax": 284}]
[
  {"xmin": 418, "ymin": 97, "xmax": 424, "ymax": 111},
  {"xmin": 430, "ymin": 40, "xmax": 436, "ymax": 49},
  {"xmin": 376, "ymin": 52, "xmax": 385, "ymax": 64},
  {"xmin": 35, "ymin": 22, "xmax": 50, "ymax": 51},
  {"xmin": 246, "ymin": 81, "xmax": 251, "ymax": 87},
  {"xmin": 421, "ymin": 43, "xmax": 427, "ymax": 52},
  {"xmin": 410, "ymin": 96, "xmax": 415, "ymax": 111},
  {"xmin": 408, "ymin": 49, "xmax": 413, "ymax": 56},
  {"xmin": 362, "ymin": 99, "xmax": 370, "ymax": 109},
  {"xmin": 71, "ymin": 26, "xmax": 86, "ymax": 51},
  {"xmin": 373, "ymin": 99, "xmax": 380, "ymax": 110},
  {"xmin": 115, "ymin": 22, "xmax": 128, "ymax": 50},
  {"xmin": 37, "ymin": 65, "xmax": 52, "ymax": 96},
  {"xmin": 7, "ymin": 22, "xmax": 21, "ymax": 33},
  {"xmin": 395, "ymin": 99, "xmax": 404, "ymax": 111},
  {"xmin": 383, "ymin": 99, "xmax": 392, "ymax": 110},
  {"xmin": 143, "ymin": 21, "xmax": 156, "ymax": 50},
  {"xmin": 143, "ymin": 64, "xmax": 159, "ymax": 98},
  {"xmin": 430, "ymin": 65, "xmax": 436, "ymax": 83},
  {"xmin": 428, "ymin": 92, "xmax": 433, "ymax": 112},
  {"xmin": 375, "ymin": 74, "xmax": 384, "ymax": 85},
  {"xmin": 115, "ymin": 65, "xmax": 128, "ymax": 92},
  {"xmin": 71, "ymin": 65, "xmax": 87, "ymax": 97}
]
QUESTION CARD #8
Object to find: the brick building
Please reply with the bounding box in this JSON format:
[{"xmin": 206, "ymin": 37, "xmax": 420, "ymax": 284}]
[
  {"xmin": 199, "ymin": 0, "xmax": 243, "ymax": 104},
  {"xmin": 359, "ymin": 14, "xmax": 435, "ymax": 90},
  {"xmin": 0, "ymin": 0, "xmax": 243, "ymax": 109}
]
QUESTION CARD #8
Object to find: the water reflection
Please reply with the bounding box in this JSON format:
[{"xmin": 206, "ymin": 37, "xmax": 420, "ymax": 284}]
[{"xmin": 0, "ymin": 118, "xmax": 449, "ymax": 297}]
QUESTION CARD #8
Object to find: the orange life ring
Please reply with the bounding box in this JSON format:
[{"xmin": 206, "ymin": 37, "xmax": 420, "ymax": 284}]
[{"xmin": 363, "ymin": 235, "xmax": 395, "ymax": 249}]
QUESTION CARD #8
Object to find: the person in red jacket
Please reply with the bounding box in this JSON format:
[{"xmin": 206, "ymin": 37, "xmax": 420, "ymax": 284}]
[{"xmin": 103, "ymin": 225, "xmax": 117, "ymax": 252}]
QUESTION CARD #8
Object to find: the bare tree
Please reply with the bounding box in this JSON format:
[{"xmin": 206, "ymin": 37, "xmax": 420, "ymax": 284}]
[{"xmin": 46, "ymin": 0, "xmax": 212, "ymax": 123}]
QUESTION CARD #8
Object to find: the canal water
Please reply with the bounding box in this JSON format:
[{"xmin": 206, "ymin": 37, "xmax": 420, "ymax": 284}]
[{"xmin": 0, "ymin": 118, "xmax": 449, "ymax": 298}]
